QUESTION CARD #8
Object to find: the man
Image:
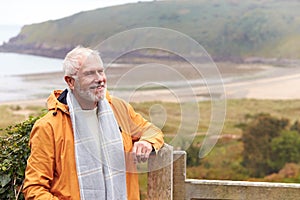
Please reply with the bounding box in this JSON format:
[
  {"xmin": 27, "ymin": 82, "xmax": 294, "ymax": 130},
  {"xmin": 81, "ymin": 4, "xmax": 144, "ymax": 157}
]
[{"xmin": 23, "ymin": 46, "xmax": 164, "ymax": 200}]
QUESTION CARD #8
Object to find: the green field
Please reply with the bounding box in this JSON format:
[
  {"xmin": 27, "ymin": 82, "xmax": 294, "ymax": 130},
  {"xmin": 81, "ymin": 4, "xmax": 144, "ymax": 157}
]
[{"xmin": 131, "ymin": 99, "xmax": 300, "ymax": 180}]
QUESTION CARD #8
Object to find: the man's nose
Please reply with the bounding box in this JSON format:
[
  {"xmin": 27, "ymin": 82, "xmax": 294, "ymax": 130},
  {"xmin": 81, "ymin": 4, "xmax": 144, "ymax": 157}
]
[{"xmin": 95, "ymin": 71, "xmax": 104, "ymax": 81}]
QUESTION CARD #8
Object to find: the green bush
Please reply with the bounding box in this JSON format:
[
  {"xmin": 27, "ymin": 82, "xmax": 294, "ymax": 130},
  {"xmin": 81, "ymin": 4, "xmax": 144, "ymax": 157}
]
[
  {"xmin": 270, "ymin": 130, "xmax": 300, "ymax": 171},
  {"xmin": 186, "ymin": 144, "xmax": 201, "ymax": 167},
  {"xmin": 0, "ymin": 116, "xmax": 40, "ymax": 200},
  {"xmin": 241, "ymin": 113, "xmax": 289, "ymax": 177}
]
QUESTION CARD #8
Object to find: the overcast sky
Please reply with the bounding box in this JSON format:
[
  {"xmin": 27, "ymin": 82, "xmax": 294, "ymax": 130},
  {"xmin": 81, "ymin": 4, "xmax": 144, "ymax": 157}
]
[{"xmin": 0, "ymin": 0, "xmax": 154, "ymax": 25}]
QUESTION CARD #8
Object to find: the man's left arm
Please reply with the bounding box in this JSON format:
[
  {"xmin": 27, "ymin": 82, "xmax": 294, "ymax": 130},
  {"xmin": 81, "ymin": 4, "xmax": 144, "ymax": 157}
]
[{"xmin": 127, "ymin": 103, "xmax": 164, "ymax": 162}]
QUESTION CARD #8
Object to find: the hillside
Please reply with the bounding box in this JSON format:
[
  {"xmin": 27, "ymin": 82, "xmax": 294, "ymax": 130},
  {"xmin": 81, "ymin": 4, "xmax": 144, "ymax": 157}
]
[{"xmin": 1, "ymin": 0, "xmax": 300, "ymax": 62}]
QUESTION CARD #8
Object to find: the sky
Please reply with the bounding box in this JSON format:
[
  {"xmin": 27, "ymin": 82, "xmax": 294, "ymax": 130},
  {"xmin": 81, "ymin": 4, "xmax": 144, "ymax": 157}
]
[{"xmin": 0, "ymin": 0, "xmax": 154, "ymax": 26}]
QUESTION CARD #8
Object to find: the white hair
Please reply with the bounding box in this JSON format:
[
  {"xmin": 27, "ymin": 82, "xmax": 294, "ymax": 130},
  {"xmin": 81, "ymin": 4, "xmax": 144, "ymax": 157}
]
[{"xmin": 62, "ymin": 46, "xmax": 102, "ymax": 77}]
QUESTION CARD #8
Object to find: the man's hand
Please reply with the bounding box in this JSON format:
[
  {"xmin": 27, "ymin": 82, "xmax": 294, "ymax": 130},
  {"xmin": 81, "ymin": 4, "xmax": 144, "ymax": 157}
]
[{"xmin": 132, "ymin": 141, "xmax": 153, "ymax": 163}]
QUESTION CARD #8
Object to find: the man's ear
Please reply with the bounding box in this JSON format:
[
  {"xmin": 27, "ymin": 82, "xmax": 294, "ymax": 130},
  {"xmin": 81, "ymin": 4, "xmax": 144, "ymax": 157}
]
[{"xmin": 64, "ymin": 76, "xmax": 75, "ymax": 90}]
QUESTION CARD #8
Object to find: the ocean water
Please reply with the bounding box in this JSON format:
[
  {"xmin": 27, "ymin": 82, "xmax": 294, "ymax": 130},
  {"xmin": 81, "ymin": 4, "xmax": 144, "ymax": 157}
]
[
  {"xmin": 0, "ymin": 25, "xmax": 68, "ymax": 102},
  {"xmin": 0, "ymin": 52, "xmax": 65, "ymax": 103},
  {"xmin": 0, "ymin": 52, "xmax": 63, "ymax": 76},
  {"xmin": 0, "ymin": 25, "xmax": 64, "ymax": 76}
]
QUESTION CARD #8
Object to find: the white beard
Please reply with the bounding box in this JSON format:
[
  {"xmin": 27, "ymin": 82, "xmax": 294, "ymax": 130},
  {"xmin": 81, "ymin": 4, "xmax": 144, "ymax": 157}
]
[{"xmin": 74, "ymin": 81, "xmax": 106, "ymax": 102}]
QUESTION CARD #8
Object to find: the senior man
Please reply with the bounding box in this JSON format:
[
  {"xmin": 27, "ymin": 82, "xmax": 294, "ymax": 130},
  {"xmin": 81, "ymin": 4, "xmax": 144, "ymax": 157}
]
[{"xmin": 23, "ymin": 46, "xmax": 164, "ymax": 200}]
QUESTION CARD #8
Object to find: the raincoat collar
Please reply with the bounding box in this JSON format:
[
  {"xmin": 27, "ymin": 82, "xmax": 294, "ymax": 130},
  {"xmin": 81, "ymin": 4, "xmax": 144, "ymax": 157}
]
[{"xmin": 46, "ymin": 89, "xmax": 113, "ymax": 116}]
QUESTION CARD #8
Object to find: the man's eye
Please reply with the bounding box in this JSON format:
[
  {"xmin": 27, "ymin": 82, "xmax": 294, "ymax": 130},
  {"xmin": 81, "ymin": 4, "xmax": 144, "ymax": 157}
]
[{"xmin": 85, "ymin": 71, "xmax": 94, "ymax": 76}]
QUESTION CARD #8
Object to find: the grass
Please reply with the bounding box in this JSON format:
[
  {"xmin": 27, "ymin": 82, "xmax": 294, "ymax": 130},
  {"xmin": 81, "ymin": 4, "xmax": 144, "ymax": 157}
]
[
  {"xmin": 131, "ymin": 99, "xmax": 300, "ymax": 182},
  {"xmin": 0, "ymin": 105, "xmax": 24, "ymax": 130},
  {"xmin": 131, "ymin": 99, "xmax": 300, "ymax": 138},
  {"xmin": 0, "ymin": 105, "xmax": 44, "ymax": 135}
]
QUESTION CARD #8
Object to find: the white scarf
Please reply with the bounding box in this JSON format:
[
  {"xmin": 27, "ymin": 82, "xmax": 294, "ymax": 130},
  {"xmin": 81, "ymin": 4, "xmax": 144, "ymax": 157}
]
[{"xmin": 67, "ymin": 90, "xmax": 127, "ymax": 200}]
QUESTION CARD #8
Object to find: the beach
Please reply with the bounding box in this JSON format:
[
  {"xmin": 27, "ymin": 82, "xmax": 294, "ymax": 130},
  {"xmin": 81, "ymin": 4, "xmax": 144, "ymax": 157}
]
[
  {"xmin": 1, "ymin": 62, "xmax": 300, "ymax": 107},
  {"xmin": 107, "ymin": 62, "xmax": 300, "ymax": 102}
]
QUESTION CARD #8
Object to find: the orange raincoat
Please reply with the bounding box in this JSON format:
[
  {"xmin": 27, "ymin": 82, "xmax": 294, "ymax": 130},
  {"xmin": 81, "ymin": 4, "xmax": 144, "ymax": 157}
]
[{"xmin": 23, "ymin": 90, "xmax": 164, "ymax": 200}]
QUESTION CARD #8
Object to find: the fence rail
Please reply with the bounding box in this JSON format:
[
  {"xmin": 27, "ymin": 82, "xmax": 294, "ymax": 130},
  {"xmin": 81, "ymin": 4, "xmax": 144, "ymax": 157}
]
[{"xmin": 147, "ymin": 144, "xmax": 300, "ymax": 200}]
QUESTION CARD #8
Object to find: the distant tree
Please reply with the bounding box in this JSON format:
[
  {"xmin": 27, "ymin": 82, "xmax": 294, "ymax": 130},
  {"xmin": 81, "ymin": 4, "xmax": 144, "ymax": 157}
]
[
  {"xmin": 241, "ymin": 113, "xmax": 289, "ymax": 177},
  {"xmin": 269, "ymin": 130, "xmax": 300, "ymax": 171}
]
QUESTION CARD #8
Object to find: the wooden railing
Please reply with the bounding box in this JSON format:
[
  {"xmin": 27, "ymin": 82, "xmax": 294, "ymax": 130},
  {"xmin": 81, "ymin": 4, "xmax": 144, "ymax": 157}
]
[{"xmin": 147, "ymin": 144, "xmax": 300, "ymax": 200}]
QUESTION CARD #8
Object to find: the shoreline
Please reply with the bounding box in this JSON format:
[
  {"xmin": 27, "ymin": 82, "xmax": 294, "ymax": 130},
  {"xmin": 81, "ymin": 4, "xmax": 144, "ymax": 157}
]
[{"xmin": 1, "ymin": 63, "xmax": 300, "ymax": 106}]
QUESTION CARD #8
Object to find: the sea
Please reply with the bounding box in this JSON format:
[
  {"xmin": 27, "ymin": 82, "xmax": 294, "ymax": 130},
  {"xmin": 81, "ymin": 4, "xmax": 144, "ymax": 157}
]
[{"xmin": 0, "ymin": 25, "xmax": 65, "ymax": 103}]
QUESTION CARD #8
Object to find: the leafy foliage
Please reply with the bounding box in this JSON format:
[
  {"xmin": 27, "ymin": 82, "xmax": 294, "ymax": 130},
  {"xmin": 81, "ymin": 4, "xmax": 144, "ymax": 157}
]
[
  {"xmin": 241, "ymin": 113, "xmax": 289, "ymax": 177},
  {"xmin": 186, "ymin": 144, "xmax": 201, "ymax": 167},
  {"xmin": 0, "ymin": 116, "xmax": 40, "ymax": 199},
  {"xmin": 242, "ymin": 113, "xmax": 300, "ymax": 179},
  {"xmin": 270, "ymin": 130, "xmax": 300, "ymax": 171},
  {"xmin": 290, "ymin": 120, "xmax": 300, "ymax": 133}
]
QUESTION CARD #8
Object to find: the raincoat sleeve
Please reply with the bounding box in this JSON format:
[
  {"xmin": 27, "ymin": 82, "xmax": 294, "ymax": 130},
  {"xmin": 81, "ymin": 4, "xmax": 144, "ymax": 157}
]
[
  {"xmin": 127, "ymin": 103, "xmax": 164, "ymax": 153},
  {"xmin": 23, "ymin": 120, "xmax": 59, "ymax": 200}
]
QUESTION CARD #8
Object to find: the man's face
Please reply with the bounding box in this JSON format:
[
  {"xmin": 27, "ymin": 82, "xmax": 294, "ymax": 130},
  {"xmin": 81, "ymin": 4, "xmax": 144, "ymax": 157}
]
[{"xmin": 74, "ymin": 55, "xmax": 107, "ymax": 103}]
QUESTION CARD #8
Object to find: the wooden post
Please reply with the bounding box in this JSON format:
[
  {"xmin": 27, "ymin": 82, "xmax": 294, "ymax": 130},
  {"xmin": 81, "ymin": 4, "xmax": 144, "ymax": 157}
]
[
  {"xmin": 148, "ymin": 144, "xmax": 173, "ymax": 200},
  {"xmin": 173, "ymin": 151, "xmax": 186, "ymax": 200}
]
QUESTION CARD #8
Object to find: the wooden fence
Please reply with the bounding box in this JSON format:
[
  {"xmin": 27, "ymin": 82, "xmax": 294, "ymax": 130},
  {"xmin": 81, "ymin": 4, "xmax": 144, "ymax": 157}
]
[{"xmin": 147, "ymin": 144, "xmax": 300, "ymax": 200}]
